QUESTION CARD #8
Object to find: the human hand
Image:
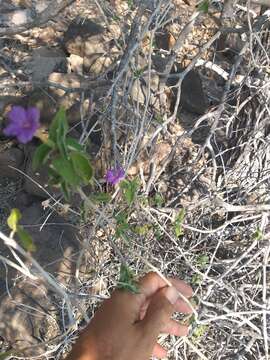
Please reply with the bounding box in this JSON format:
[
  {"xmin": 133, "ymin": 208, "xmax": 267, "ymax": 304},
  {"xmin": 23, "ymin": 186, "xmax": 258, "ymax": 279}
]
[{"xmin": 66, "ymin": 272, "xmax": 193, "ymax": 360}]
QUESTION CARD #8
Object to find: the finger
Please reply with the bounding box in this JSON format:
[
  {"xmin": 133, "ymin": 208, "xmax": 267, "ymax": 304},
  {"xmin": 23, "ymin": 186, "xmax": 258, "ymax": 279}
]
[
  {"xmin": 161, "ymin": 319, "xmax": 189, "ymax": 336},
  {"xmin": 138, "ymin": 272, "xmax": 168, "ymax": 298},
  {"xmin": 175, "ymin": 298, "xmax": 194, "ymax": 314},
  {"xmin": 138, "ymin": 287, "xmax": 178, "ymax": 341},
  {"xmin": 153, "ymin": 343, "xmax": 167, "ymax": 359},
  {"xmin": 108, "ymin": 290, "xmax": 146, "ymax": 323},
  {"xmin": 169, "ymin": 278, "xmax": 193, "ymax": 298},
  {"xmin": 139, "ymin": 272, "xmax": 193, "ymax": 299},
  {"xmin": 139, "ymin": 298, "xmax": 150, "ymax": 320}
]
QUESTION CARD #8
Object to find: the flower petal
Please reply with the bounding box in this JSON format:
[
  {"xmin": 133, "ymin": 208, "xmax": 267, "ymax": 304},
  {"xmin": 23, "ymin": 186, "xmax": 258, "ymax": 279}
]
[
  {"xmin": 116, "ymin": 167, "xmax": 125, "ymax": 180},
  {"xmin": 3, "ymin": 123, "xmax": 20, "ymax": 137},
  {"xmin": 26, "ymin": 107, "xmax": 40, "ymax": 126},
  {"xmin": 17, "ymin": 130, "xmax": 34, "ymax": 144},
  {"xmin": 8, "ymin": 106, "xmax": 27, "ymax": 126},
  {"xmin": 105, "ymin": 169, "xmax": 115, "ymax": 183},
  {"xmin": 105, "ymin": 166, "xmax": 125, "ymax": 185}
]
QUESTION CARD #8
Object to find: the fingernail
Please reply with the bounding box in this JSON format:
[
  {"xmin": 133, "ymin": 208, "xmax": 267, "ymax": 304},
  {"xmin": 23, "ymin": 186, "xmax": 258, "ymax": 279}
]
[{"xmin": 165, "ymin": 286, "xmax": 179, "ymax": 305}]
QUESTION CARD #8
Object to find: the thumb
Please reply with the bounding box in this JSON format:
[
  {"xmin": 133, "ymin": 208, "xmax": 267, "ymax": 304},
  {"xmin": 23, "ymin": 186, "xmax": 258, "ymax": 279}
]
[{"xmin": 139, "ymin": 286, "xmax": 179, "ymax": 341}]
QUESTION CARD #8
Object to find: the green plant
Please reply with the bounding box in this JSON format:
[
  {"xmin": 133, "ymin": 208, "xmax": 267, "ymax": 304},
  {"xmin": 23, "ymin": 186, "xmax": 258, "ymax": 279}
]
[
  {"xmin": 120, "ymin": 178, "xmax": 139, "ymax": 206},
  {"xmin": 197, "ymin": 0, "xmax": 209, "ymax": 13},
  {"xmin": 118, "ymin": 264, "xmax": 139, "ymax": 293},
  {"xmin": 174, "ymin": 208, "xmax": 185, "ymax": 237},
  {"xmin": 192, "ymin": 324, "xmax": 208, "ymax": 341},
  {"xmin": 253, "ymin": 228, "xmax": 263, "ymax": 241},
  {"xmin": 115, "ymin": 211, "xmax": 131, "ymax": 242},
  {"xmin": 7, "ymin": 208, "xmax": 35, "ymax": 252},
  {"xmin": 153, "ymin": 192, "xmax": 164, "ymax": 207},
  {"xmin": 197, "ymin": 254, "xmax": 209, "ymax": 269},
  {"xmin": 33, "ymin": 107, "xmax": 93, "ymax": 199}
]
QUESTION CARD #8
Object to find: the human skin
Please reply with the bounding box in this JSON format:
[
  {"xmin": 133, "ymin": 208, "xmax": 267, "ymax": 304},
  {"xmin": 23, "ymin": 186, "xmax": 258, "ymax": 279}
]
[{"xmin": 66, "ymin": 272, "xmax": 193, "ymax": 360}]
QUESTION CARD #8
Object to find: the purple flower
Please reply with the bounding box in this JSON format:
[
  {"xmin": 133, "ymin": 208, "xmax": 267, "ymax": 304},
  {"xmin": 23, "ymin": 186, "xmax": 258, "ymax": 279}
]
[
  {"xmin": 3, "ymin": 106, "xmax": 40, "ymax": 144},
  {"xmin": 105, "ymin": 166, "xmax": 125, "ymax": 185}
]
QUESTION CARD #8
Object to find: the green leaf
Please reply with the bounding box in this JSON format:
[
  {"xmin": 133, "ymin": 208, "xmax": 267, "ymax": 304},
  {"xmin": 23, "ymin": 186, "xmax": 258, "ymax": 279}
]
[
  {"xmin": 191, "ymin": 273, "xmax": 203, "ymax": 285},
  {"xmin": 60, "ymin": 181, "xmax": 70, "ymax": 201},
  {"xmin": 7, "ymin": 208, "xmax": 22, "ymax": 232},
  {"xmin": 197, "ymin": 0, "xmax": 209, "ymax": 13},
  {"xmin": 51, "ymin": 157, "xmax": 81, "ymax": 187},
  {"xmin": 174, "ymin": 208, "xmax": 185, "ymax": 237},
  {"xmin": 120, "ymin": 179, "xmax": 139, "ymax": 206},
  {"xmin": 48, "ymin": 167, "xmax": 61, "ymax": 186},
  {"xmin": 66, "ymin": 137, "xmax": 84, "ymax": 152},
  {"xmin": 49, "ymin": 107, "xmax": 68, "ymax": 142},
  {"xmin": 49, "ymin": 107, "xmax": 68, "ymax": 157},
  {"xmin": 133, "ymin": 224, "xmax": 151, "ymax": 235},
  {"xmin": 115, "ymin": 212, "xmax": 130, "ymax": 242},
  {"xmin": 192, "ymin": 324, "xmax": 208, "ymax": 340},
  {"xmin": 17, "ymin": 227, "xmax": 36, "ymax": 252},
  {"xmin": 90, "ymin": 192, "xmax": 111, "ymax": 203},
  {"xmin": 0, "ymin": 350, "xmax": 14, "ymax": 360},
  {"xmin": 70, "ymin": 151, "xmax": 93, "ymax": 184},
  {"xmin": 118, "ymin": 264, "xmax": 139, "ymax": 293},
  {"xmin": 153, "ymin": 192, "xmax": 164, "ymax": 207},
  {"xmin": 46, "ymin": 139, "xmax": 56, "ymax": 148},
  {"xmin": 154, "ymin": 225, "xmax": 163, "ymax": 240},
  {"xmin": 32, "ymin": 143, "xmax": 51, "ymax": 170},
  {"xmin": 197, "ymin": 255, "xmax": 209, "ymax": 269},
  {"xmin": 253, "ymin": 228, "xmax": 263, "ymax": 241}
]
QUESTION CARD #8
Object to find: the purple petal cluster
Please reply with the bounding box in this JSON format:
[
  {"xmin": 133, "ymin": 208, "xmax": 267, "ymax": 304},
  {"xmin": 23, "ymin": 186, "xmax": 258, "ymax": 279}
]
[
  {"xmin": 3, "ymin": 106, "xmax": 40, "ymax": 144},
  {"xmin": 105, "ymin": 166, "xmax": 125, "ymax": 185}
]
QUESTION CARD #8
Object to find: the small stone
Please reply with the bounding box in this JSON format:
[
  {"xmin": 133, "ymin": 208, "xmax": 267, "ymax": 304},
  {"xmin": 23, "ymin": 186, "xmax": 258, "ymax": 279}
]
[
  {"xmin": 64, "ymin": 19, "xmax": 105, "ymax": 57},
  {"xmin": 48, "ymin": 72, "xmax": 84, "ymax": 96},
  {"xmin": 167, "ymin": 65, "xmax": 208, "ymax": 115},
  {"xmin": 68, "ymin": 54, "xmax": 84, "ymax": 74},
  {"xmin": 27, "ymin": 47, "xmax": 67, "ymax": 83},
  {"xmin": 48, "ymin": 72, "xmax": 84, "ymax": 113},
  {"xmin": 130, "ymin": 73, "xmax": 160, "ymax": 106},
  {"xmin": 155, "ymin": 29, "xmax": 175, "ymax": 50},
  {"xmin": 0, "ymin": 147, "xmax": 24, "ymax": 178},
  {"xmin": 84, "ymin": 54, "xmax": 113, "ymax": 75}
]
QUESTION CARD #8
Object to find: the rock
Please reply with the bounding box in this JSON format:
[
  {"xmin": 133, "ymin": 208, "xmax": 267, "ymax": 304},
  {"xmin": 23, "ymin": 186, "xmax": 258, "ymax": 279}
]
[
  {"xmin": 130, "ymin": 73, "xmax": 160, "ymax": 106},
  {"xmin": 0, "ymin": 9, "xmax": 33, "ymax": 26},
  {"xmin": 64, "ymin": 19, "xmax": 105, "ymax": 57},
  {"xmin": 83, "ymin": 53, "xmax": 113, "ymax": 75},
  {"xmin": 27, "ymin": 47, "xmax": 67, "ymax": 83},
  {"xmin": 48, "ymin": 72, "xmax": 83, "ymax": 114},
  {"xmin": 68, "ymin": 54, "xmax": 84, "ymax": 74},
  {"xmin": 167, "ymin": 65, "xmax": 208, "ymax": 115},
  {"xmin": 48, "ymin": 72, "xmax": 84, "ymax": 96},
  {"xmin": 0, "ymin": 146, "xmax": 24, "ymax": 178},
  {"xmin": 63, "ymin": 19, "xmax": 115, "ymax": 75},
  {"xmin": 217, "ymin": 32, "xmax": 245, "ymax": 60},
  {"xmin": 152, "ymin": 54, "xmax": 167, "ymax": 73},
  {"xmin": 155, "ymin": 29, "xmax": 175, "ymax": 50}
]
